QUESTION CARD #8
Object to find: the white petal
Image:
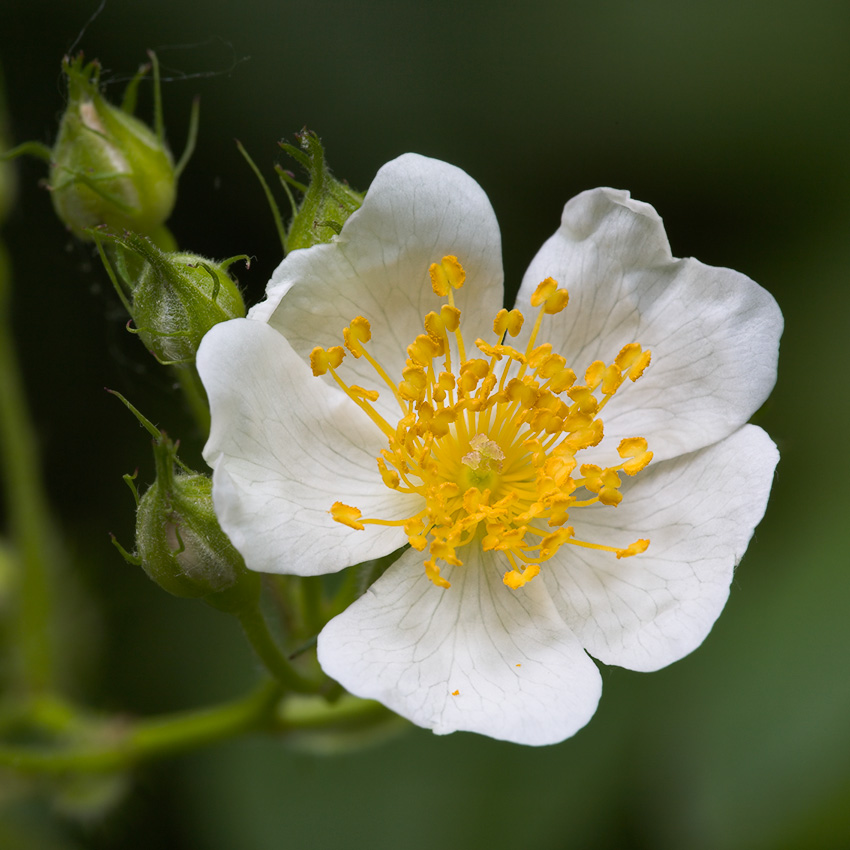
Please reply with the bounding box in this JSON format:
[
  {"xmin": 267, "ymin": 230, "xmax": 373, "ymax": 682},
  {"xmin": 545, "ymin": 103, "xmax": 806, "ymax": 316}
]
[
  {"xmin": 518, "ymin": 188, "xmax": 782, "ymax": 463},
  {"xmin": 197, "ymin": 319, "xmax": 421, "ymax": 575},
  {"xmin": 252, "ymin": 154, "xmax": 504, "ymax": 417},
  {"xmin": 318, "ymin": 544, "xmax": 602, "ymax": 745},
  {"xmin": 543, "ymin": 425, "xmax": 778, "ymax": 671}
]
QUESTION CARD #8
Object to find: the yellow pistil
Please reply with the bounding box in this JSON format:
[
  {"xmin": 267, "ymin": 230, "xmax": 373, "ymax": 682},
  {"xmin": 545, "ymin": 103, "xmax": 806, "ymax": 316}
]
[{"xmin": 318, "ymin": 256, "xmax": 654, "ymax": 589}]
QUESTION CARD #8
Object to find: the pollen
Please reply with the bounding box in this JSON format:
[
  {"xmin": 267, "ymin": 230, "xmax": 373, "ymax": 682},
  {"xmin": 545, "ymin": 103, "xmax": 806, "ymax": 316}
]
[{"xmin": 316, "ymin": 257, "xmax": 653, "ymax": 590}]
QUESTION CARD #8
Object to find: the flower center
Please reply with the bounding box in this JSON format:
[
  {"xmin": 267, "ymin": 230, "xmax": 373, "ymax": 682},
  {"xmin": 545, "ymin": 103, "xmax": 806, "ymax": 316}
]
[
  {"xmin": 461, "ymin": 433, "xmax": 504, "ymax": 490},
  {"xmin": 311, "ymin": 256, "xmax": 653, "ymax": 590}
]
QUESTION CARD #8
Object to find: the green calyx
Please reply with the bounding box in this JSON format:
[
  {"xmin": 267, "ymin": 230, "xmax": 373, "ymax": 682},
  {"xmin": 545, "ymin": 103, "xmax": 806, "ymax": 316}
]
[
  {"xmin": 94, "ymin": 230, "xmax": 247, "ymax": 365},
  {"xmin": 279, "ymin": 130, "xmax": 363, "ymax": 252},
  {"xmin": 113, "ymin": 395, "xmax": 259, "ymax": 613}
]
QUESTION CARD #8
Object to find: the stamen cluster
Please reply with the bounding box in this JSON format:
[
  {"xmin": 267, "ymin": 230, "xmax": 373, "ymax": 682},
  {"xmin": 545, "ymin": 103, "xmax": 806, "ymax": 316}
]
[{"xmin": 311, "ymin": 256, "xmax": 653, "ymax": 590}]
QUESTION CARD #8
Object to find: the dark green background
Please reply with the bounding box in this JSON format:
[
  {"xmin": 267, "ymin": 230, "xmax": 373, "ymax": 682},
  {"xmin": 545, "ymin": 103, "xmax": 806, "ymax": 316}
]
[{"xmin": 1, "ymin": 1, "xmax": 848, "ymax": 848}]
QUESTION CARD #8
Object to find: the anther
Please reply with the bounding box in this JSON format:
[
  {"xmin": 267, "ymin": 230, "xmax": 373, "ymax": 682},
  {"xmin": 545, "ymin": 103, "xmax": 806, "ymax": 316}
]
[
  {"xmin": 377, "ymin": 457, "xmax": 400, "ymax": 488},
  {"xmin": 528, "ymin": 343, "xmax": 553, "ymax": 368},
  {"xmin": 503, "ymin": 563, "xmax": 540, "ymax": 589},
  {"xmin": 423, "ymin": 311, "xmax": 444, "ymax": 342},
  {"xmin": 618, "ymin": 437, "xmax": 653, "ymax": 475},
  {"xmin": 310, "ymin": 345, "xmax": 346, "ymax": 376},
  {"xmin": 530, "ymin": 277, "xmax": 558, "ymax": 307},
  {"xmin": 530, "ymin": 278, "xmax": 569, "ymax": 314},
  {"xmin": 425, "ymin": 560, "xmax": 451, "ymax": 588},
  {"xmin": 330, "ymin": 501, "xmax": 364, "ymax": 530},
  {"xmin": 440, "ymin": 304, "xmax": 461, "ymax": 332},
  {"xmin": 616, "ymin": 539, "xmax": 650, "ymax": 559},
  {"xmin": 629, "ymin": 350, "xmax": 651, "ymax": 380},
  {"xmin": 429, "ymin": 255, "xmax": 466, "ymax": 296},
  {"xmin": 343, "ymin": 316, "xmax": 372, "ymax": 357},
  {"xmin": 493, "ymin": 308, "xmax": 524, "ymax": 338},
  {"xmin": 601, "ymin": 365, "xmax": 623, "ymax": 395},
  {"xmin": 585, "ymin": 360, "xmax": 606, "ymax": 389},
  {"xmin": 615, "ymin": 343, "xmax": 642, "ymax": 370},
  {"xmin": 407, "ymin": 334, "xmax": 443, "ymax": 365}
]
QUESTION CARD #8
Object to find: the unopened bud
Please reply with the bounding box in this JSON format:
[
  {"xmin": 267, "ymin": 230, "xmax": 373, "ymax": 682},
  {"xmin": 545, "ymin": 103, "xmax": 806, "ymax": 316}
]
[
  {"xmin": 46, "ymin": 54, "xmax": 180, "ymax": 240},
  {"xmin": 95, "ymin": 231, "xmax": 246, "ymax": 364},
  {"xmin": 116, "ymin": 419, "xmax": 259, "ymax": 613}
]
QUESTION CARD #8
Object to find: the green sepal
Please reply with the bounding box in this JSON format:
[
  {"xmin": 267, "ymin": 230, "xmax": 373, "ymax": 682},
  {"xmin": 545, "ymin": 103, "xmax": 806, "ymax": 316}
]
[{"xmin": 280, "ymin": 130, "xmax": 363, "ymax": 252}]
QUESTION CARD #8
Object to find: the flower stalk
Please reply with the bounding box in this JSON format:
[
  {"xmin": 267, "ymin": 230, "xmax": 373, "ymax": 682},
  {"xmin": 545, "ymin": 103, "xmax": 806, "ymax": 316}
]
[
  {"xmin": 0, "ymin": 684, "xmax": 396, "ymax": 776},
  {"xmin": 236, "ymin": 605, "xmax": 325, "ymax": 694},
  {"xmin": 0, "ymin": 681, "xmax": 281, "ymax": 776}
]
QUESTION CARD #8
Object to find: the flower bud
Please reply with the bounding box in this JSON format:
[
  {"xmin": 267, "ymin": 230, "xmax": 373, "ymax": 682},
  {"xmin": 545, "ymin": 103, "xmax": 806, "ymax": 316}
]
[
  {"xmin": 127, "ymin": 431, "xmax": 260, "ymax": 613},
  {"xmin": 280, "ymin": 130, "xmax": 363, "ymax": 251},
  {"xmin": 47, "ymin": 54, "xmax": 177, "ymax": 240},
  {"xmin": 96, "ymin": 231, "xmax": 246, "ymax": 364}
]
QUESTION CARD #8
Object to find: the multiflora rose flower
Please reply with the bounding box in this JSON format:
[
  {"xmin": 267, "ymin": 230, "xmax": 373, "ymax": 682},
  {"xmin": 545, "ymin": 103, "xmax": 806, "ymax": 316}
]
[{"xmin": 197, "ymin": 154, "xmax": 781, "ymax": 746}]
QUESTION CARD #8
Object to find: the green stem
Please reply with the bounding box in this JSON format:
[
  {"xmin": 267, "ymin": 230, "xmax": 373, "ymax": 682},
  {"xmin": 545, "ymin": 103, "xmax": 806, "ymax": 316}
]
[
  {"xmin": 278, "ymin": 694, "xmax": 395, "ymax": 732},
  {"xmin": 0, "ymin": 141, "xmax": 52, "ymax": 163},
  {"xmin": 0, "ymin": 243, "xmax": 55, "ymax": 693},
  {"xmin": 0, "ymin": 687, "xmax": 400, "ymax": 777},
  {"xmin": 237, "ymin": 605, "xmax": 323, "ymax": 694},
  {"xmin": 172, "ymin": 363, "xmax": 211, "ymax": 438},
  {"xmin": 0, "ymin": 694, "xmax": 80, "ymax": 738},
  {"xmin": 301, "ymin": 575, "xmax": 325, "ymax": 636},
  {"xmin": 0, "ymin": 680, "xmax": 282, "ymax": 776},
  {"xmin": 328, "ymin": 565, "xmax": 362, "ymax": 618}
]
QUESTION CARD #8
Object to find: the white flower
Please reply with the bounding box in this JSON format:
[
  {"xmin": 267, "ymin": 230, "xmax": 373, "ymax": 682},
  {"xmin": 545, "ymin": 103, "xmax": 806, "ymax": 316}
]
[{"xmin": 197, "ymin": 154, "xmax": 781, "ymax": 746}]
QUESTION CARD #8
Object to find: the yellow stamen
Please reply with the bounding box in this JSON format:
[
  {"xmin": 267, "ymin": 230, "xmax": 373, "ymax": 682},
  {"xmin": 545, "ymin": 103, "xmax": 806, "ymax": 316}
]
[
  {"xmin": 618, "ymin": 437, "xmax": 653, "ymax": 475},
  {"xmin": 429, "ymin": 255, "xmax": 466, "ymax": 296},
  {"xmin": 503, "ymin": 563, "xmax": 540, "ymax": 589},
  {"xmin": 493, "ymin": 308, "xmax": 524, "ymax": 338},
  {"xmin": 630, "ymin": 350, "xmax": 651, "ymax": 380},
  {"xmin": 317, "ymin": 258, "xmax": 654, "ymax": 590},
  {"xmin": 310, "ymin": 345, "xmax": 345, "ymax": 376},
  {"xmin": 343, "ymin": 316, "xmax": 372, "ymax": 357},
  {"xmin": 530, "ymin": 277, "xmax": 569, "ymax": 314},
  {"xmin": 425, "ymin": 559, "xmax": 451, "ymax": 588},
  {"xmin": 617, "ymin": 539, "xmax": 650, "ymax": 559},
  {"xmin": 331, "ymin": 502, "xmax": 364, "ymax": 530}
]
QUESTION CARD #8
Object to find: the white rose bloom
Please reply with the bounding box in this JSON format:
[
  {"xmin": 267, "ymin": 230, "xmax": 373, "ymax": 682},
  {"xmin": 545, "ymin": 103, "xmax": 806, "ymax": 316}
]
[{"xmin": 197, "ymin": 154, "xmax": 781, "ymax": 746}]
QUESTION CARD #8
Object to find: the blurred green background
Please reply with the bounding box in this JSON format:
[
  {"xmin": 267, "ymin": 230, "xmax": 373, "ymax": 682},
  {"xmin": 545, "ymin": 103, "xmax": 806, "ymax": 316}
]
[{"xmin": 1, "ymin": 0, "xmax": 848, "ymax": 848}]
